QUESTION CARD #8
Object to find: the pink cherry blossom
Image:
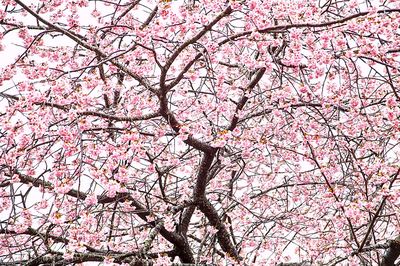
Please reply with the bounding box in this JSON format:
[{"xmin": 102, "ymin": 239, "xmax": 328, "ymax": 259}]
[{"xmin": 1, "ymin": 0, "xmax": 400, "ymax": 265}]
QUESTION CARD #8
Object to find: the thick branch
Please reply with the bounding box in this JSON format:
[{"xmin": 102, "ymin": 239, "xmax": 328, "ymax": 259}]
[
  {"xmin": 381, "ymin": 236, "xmax": 400, "ymax": 266},
  {"xmin": 193, "ymin": 152, "xmax": 216, "ymax": 200},
  {"xmin": 158, "ymin": 94, "xmax": 215, "ymax": 153},
  {"xmin": 198, "ymin": 199, "xmax": 239, "ymax": 260},
  {"xmin": 190, "ymin": 153, "xmax": 240, "ymax": 261},
  {"xmin": 78, "ymin": 110, "xmax": 160, "ymax": 122},
  {"xmin": 228, "ymin": 67, "xmax": 266, "ymax": 131}
]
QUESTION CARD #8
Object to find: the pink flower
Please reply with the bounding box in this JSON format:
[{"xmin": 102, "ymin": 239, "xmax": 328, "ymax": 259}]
[
  {"xmin": 387, "ymin": 111, "xmax": 395, "ymax": 121},
  {"xmin": 85, "ymin": 194, "xmax": 98, "ymax": 206},
  {"xmin": 36, "ymin": 200, "xmax": 48, "ymax": 210},
  {"xmin": 387, "ymin": 96, "xmax": 397, "ymax": 108},
  {"xmin": 91, "ymin": 9, "xmax": 100, "ymax": 17},
  {"xmin": 248, "ymin": 0, "xmax": 257, "ymax": 10},
  {"xmin": 350, "ymin": 98, "xmax": 359, "ymax": 108},
  {"xmin": 106, "ymin": 182, "xmax": 119, "ymax": 198}
]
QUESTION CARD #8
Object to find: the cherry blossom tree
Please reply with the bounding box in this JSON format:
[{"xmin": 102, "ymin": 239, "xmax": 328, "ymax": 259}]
[{"xmin": 1, "ymin": 0, "xmax": 400, "ymax": 265}]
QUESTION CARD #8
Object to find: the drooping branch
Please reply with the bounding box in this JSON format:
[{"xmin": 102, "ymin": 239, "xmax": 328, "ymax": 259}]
[
  {"xmin": 0, "ymin": 92, "xmax": 160, "ymax": 122},
  {"xmin": 2, "ymin": 169, "xmax": 195, "ymax": 263}
]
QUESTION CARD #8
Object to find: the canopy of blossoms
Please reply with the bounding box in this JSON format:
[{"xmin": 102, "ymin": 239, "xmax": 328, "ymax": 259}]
[{"xmin": 1, "ymin": 0, "xmax": 400, "ymax": 265}]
